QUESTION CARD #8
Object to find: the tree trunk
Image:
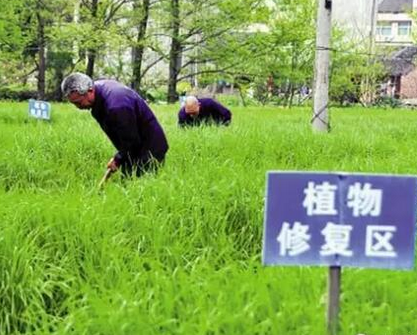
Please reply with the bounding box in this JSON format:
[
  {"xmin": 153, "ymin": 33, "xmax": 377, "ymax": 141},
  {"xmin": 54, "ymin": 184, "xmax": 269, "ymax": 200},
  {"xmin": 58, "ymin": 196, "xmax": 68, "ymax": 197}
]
[
  {"xmin": 131, "ymin": 0, "xmax": 150, "ymax": 94},
  {"xmin": 288, "ymin": 85, "xmax": 295, "ymax": 108},
  {"xmin": 54, "ymin": 70, "xmax": 64, "ymax": 101},
  {"xmin": 86, "ymin": 49, "xmax": 96, "ymax": 77},
  {"xmin": 283, "ymin": 81, "xmax": 292, "ymax": 107},
  {"xmin": 167, "ymin": 0, "xmax": 182, "ymax": 103},
  {"xmin": 86, "ymin": 0, "xmax": 98, "ymax": 77},
  {"xmin": 36, "ymin": 9, "xmax": 46, "ymax": 100},
  {"xmin": 288, "ymin": 45, "xmax": 297, "ymax": 109}
]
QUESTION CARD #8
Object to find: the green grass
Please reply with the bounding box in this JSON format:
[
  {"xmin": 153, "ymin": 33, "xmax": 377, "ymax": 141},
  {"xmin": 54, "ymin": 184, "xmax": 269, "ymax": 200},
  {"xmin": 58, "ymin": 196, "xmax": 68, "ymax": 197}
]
[{"xmin": 1, "ymin": 101, "xmax": 417, "ymax": 334}]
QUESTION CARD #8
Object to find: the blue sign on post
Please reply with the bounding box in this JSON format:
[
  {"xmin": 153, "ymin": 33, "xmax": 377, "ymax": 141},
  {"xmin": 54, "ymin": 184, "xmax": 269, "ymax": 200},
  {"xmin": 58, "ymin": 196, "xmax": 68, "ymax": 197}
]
[
  {"xmin": 263, "ymin": 172, "xmax": 417, "ymax": 270},
  {"xmin": 29, "ymin": 99, "xmax": 51, "ymax": 120}
]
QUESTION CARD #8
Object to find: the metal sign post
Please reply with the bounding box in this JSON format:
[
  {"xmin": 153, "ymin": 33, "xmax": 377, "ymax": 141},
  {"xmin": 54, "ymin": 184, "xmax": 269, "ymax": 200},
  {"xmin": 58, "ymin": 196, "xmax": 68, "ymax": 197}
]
[{"xmin": 327, "ymin": 266, "xmax": 341, "ymax": 335}]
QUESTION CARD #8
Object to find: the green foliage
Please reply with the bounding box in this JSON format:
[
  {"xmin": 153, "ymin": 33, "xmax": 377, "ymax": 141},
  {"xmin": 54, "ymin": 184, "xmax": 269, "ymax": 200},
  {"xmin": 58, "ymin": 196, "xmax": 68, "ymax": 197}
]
[
  {"xmin": 0, "ymin": 0, "xmax": 26, "ymax": 52},
  {"xmin": 177, "ymin": 82, "xmax": 192, "ymax": 95},
  {"xmin": 146, "ymin": 87, "xmax": 168, "ymax": 103},
  {"xmin": 0, "ymin": 85, "xmax": 37, "ymax": 101},
  {"xmin": 0, "ymin": 0, "xmax": 406, "ymax": 105},
  {"xmin": 374, "ymin": 96, "xmax": 403, "ymax": 109},
  {"xmin": 216, "ymin": 93, "xmax": 258, "ymax": 107},
  {"xmin": 329, "ymin": 28, "xmax": 386, "ymax": 106},
  {"xmin": 153, "ymin": 0, "xmax": 271, "ymax": 102},
  {"xmin": 209, "ymin": 0, "xmax": 316, "ymax": 107},
  {"xmin": 0, "ymin": 0, "xmax": 30, "ymax": 85},
  {"xmin": 1, "ymin": 102, "xmax": 417, "ymax": 334}
]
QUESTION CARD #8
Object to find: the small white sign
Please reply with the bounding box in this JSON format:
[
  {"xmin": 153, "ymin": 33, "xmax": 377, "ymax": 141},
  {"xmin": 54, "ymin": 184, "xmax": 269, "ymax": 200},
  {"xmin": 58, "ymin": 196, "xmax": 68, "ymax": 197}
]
[{"xmin": 28, "ymin": 99, "xmax": 51, "ymax": 120}]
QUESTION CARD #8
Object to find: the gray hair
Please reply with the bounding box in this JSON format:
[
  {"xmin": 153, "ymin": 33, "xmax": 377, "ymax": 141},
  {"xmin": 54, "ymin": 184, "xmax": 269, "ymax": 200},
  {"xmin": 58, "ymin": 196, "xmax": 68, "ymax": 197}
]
[
  {"xmin": 185, "ymin": 95, "xmax": 199, "ymax": 106},
  {"xmin": 61, "ymin": 72, "xmax": 94, "ymax": 97}
]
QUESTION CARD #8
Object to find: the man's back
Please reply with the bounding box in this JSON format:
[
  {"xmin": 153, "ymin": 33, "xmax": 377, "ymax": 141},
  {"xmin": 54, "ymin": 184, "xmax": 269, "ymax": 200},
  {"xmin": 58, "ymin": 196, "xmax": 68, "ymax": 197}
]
[{"xmin": 92, "ymin": 80, "xmax": 168, "ymax": 162}]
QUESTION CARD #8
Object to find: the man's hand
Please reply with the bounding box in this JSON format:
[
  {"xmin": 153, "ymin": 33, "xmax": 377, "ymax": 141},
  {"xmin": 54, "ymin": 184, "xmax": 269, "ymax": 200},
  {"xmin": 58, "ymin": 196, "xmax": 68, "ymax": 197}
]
[{"xmin": 107, "ymin": 157, "xmax": 120, "ymax": 172}]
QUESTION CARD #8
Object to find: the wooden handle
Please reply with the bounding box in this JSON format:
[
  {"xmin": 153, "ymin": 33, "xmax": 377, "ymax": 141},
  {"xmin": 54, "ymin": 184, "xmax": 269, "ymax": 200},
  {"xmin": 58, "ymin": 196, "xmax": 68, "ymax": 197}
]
[{"xmin": 98, "ymin": 168, "xmax": 113, "ymax": 189}]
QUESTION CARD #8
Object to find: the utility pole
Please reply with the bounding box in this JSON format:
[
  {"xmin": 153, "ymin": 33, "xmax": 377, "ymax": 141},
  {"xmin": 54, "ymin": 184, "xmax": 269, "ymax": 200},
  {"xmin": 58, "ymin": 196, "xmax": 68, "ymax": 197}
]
[
  {"xmin": 363, "ymin": 0, "xmax": 378, "ymax": 105},
  {"xmin": 312, "ymin": 0, "xmax": 332, "ymax": 132}
]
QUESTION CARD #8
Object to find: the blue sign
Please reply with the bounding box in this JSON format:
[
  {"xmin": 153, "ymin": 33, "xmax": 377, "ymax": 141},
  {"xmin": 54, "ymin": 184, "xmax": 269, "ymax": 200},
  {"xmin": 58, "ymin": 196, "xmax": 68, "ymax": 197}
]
[
  {"xmin": 262, "ymin": 172, "xmax": 417, "ymax": 269},
  {"xmin": 29, "ymin": 99, "xmax": 51, "ymax": 120}
]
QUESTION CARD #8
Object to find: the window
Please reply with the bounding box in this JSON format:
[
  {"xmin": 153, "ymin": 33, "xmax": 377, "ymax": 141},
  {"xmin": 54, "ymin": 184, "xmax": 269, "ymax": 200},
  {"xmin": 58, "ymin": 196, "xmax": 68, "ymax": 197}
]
[
  {"xmin": 398, "ymin": 21, "xmax": 412, "ymax": 36},
  {"xmin": 376, "ymin": 21, "xmax": 392, "ymax": 36}
]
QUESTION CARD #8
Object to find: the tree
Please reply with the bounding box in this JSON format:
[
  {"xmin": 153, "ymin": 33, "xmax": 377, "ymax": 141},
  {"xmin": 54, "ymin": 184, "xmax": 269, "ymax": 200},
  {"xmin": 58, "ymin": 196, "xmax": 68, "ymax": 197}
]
[
  {"xmin": 14, "ymin": 0, "xmax": 72, "ymax": 99},
  {"xmin": 35, "ymin": 0, "xmax": 47, "ymax": 98},
  {"xmin": 130, "ymin": 0, "xmax": 152, "ymax": 94},
  {"xmin": 0, "ymin": 0, "xmax": 30, "ymax": 88},
  {"xmin": 75, "ymin": 0, "xmax": 131, "ymax": 77},
  {"xmin": 159, "ymin": 0, "xmax": 268, "ymax": 103},
  {"xmin": 205, "ymin": 0, "xmax": 316, "ymax": 107}
]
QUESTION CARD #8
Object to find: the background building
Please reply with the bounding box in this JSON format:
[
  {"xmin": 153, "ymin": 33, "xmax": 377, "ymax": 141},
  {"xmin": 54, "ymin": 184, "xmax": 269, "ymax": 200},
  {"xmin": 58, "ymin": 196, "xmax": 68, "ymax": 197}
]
[{"xmin": 376, "ymin": 0, "xmax": 416, "ymax": 46}]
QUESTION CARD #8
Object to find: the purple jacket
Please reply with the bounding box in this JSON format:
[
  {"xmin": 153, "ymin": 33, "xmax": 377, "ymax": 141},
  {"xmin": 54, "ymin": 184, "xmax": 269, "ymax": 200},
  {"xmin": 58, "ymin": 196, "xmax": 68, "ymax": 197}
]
[
  {"xmin": 178, "ymin": 98, "xmax": 231, "ymax": 127},
  {"xmin": 91, "ymin": 80, "xmax": 168, "ymax": 164}
]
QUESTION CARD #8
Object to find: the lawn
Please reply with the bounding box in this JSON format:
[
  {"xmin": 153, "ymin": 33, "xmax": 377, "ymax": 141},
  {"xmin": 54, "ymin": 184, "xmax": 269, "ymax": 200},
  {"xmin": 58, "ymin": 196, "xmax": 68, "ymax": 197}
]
[{"xmin": 0, "ymin": 101, "xmax": 417, "ymax": 334}]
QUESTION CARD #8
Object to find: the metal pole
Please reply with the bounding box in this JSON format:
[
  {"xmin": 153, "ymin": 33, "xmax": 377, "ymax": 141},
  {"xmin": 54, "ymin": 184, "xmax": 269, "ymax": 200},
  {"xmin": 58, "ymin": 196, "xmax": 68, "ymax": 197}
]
[
  {"xmin": 327, "ymin": 266, "xmax": 341, "ymax": 335},
  {"xmin": 312, "ymin": 0, "xmax": 332, "ymax": 132}
]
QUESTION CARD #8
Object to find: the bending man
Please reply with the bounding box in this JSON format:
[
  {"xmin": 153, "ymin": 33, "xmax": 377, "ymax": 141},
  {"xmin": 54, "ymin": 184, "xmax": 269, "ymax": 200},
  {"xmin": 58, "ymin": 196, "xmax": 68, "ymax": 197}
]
[
  {"xmin": 61, "ymin": 72, "xmax": 169, "ymax": 177},
  {"xmin": 178, "ymin": 96, "xmax": 232, "ymax": 127}
]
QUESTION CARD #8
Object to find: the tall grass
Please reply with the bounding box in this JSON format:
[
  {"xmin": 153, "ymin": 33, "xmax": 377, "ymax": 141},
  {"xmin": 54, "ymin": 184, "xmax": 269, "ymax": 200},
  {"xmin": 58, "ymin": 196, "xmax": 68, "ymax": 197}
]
[{"xmin": 1, "ymin": 102, "xmax": 417, "ymax": 334}]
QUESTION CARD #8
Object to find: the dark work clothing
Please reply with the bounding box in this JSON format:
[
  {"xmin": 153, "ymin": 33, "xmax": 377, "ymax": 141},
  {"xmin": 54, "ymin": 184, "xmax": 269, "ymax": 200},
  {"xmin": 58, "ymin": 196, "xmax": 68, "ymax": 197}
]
[
  {"xmin": 178, "ymin": 98, "xmax": 231, "ymax": 127},
  {"xmin": 119, "ymin": 155, "xmax": 162, "ymax": 178},
  {"xmin": 91, "ymin": 80, "xmax": 168, "ymax": 176}
]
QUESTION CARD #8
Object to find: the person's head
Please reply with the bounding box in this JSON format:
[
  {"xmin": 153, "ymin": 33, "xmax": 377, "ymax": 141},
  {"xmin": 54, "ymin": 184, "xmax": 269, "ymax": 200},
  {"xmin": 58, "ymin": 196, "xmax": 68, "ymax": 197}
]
[
  {"xmin": 61, "ymin": 72, "xmax": 95, "ymax": 109},
  {"xmin": 184, "ymin": 96, "xmax": 200, "ymax": 116}
]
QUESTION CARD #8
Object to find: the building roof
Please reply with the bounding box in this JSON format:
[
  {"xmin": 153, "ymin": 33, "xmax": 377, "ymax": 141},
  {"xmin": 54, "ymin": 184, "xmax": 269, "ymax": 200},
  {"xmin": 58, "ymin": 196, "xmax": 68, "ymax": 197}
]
[
  {"xmin": 379, "ymin": 0, "xmax": 413, "ymax": 13},
  {"xmin": 386, "ymin": 46, "xmax": 417, "ymax": 76}
]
